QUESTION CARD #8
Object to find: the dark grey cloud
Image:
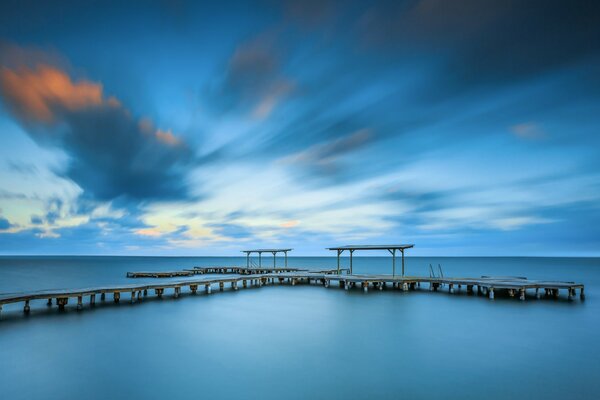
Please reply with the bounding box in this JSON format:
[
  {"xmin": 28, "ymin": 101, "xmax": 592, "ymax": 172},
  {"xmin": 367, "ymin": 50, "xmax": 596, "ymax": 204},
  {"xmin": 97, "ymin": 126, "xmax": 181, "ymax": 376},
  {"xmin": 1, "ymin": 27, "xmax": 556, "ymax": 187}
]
[
  {"xmin": 30, "ymin": 215, "xmax": 43, "ymax": 225},
  {"xmin": 356, "ymin": 0, "xmax": 600, "ymax": 96},
  {"xmin": 207, "ymin": 32, "xmax": 294, "ymax": 118},
  {"xmin": 0, "ymin": 50, "xmax": 199, "ymax": 203},
  {"xmin": 0, "ymin": 216, "xmax": 12, "ymax": 230}
]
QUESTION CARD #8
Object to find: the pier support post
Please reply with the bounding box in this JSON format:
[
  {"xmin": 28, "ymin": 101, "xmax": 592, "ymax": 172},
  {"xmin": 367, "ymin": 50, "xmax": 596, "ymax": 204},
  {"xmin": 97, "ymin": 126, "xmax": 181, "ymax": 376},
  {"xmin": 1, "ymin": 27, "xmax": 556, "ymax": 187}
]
[
  {"xmin": 101, "ymin": 293, "xmax": 106, "ymax": 301},
  {"xmin": 90, "ymin": 294, "xmax": 96, "ymax": 306},
  {"xmin": 233, "ymin": 281, "xmax": 238, "ymax": 290},
  {"xmin": 190, "ymin": 284, "xmax": 198, "ymax": 294},
  {"xmin": 509, "ymin": 289, "xmax": 515, "ymax": 298},
  {"xmin": 205, "ymin": 284, "xmax": 211, "ymax": 294},
  {"xmin": 362, "ymin": 282, "xmax": 368, "ymax": 293},
  {"xmin": 322, "ymin": 279, "xmax": 326, "ymax": 288},
  {"xmin": 47, "ymin": 298, "xmax": 53, "ymax": 306},
  {"xmin": 467, "ymin": 285, "xmax": 473, "ymax": 294},
  {"xmin": 113, "ymin": 292, "xmax": 121, "ymax": 303},
  {"xmin": 174, "ymin": 287, "xmax": 180, "ymax": 298},
  {"xmin": 519, "ymin": 289, "xmax": 525, "ymax": 301},
  {"xmin": 219, "ymin": 282, "xmax": 224, "ymax": 291},
  {"xmin": 77, "ymin": 296, "xmax": 83, "ymax": 310},
  {"xmin": 568, "ymin": 288, "xmax": 573, "ymax": 301},
  {"xmin": 449, "ymin": 284, "xmax": 454, "ymax": 294},
  {"xmin": 143, "ymin": 289, "xmax": 148, "ymax": 297},
  {"xmin": 24, "ymin": 300, "xmax": 31, "ymax": 314},
  {"xmin": 0, "ymin": 304, "xmax": 2, "ymax": 318},
  {"xmin": 243, "ymin": 280, "xmax": 247, "ymax": 288},
  {"xmin": 345, "ymin": 281, "xmax": 349, "ymax": 290},
  {"xmin": 580, "ymin": 287, "xmax": 585, "ymax": 300},
  {"xmin": 535, "ymin": 288, "xmax": 540, "ymax": 299},
  {"xmin": 131, "ymin": 291, "xmax": 136, "ymax": 303},
  {"xmin": 489, "ymin": 288, "xmax": 495, "ymax": 300},
  {"xmin": 554, "ymin": 289, "xmax": 559, "ymax": 299},
  {"xmin": 402, "ymin": 282, "xmax": 408, "ymax": 291},
  {"xmin": 57, "ymin": 297, "xmax": 68, "ymax": 310},
  {"xmin": 137, "ymin": 291, "xmax": 142, "ymax": 301}
]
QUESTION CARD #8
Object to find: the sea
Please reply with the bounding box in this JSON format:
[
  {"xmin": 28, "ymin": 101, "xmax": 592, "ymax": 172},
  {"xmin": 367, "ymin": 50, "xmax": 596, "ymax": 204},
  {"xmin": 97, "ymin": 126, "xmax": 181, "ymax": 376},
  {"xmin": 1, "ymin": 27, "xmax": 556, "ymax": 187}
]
[{"xmin": 0, "ymin": 256, "xmax": 599, "ymax": 399}]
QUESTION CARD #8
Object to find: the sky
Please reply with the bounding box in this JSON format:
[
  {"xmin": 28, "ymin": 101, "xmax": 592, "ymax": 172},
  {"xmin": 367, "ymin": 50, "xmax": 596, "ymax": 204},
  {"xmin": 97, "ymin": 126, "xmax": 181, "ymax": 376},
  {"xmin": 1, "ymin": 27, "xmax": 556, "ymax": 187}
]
[{"xmin": 0, "ymin": 0, "xmax": 599, "ymax": 256}]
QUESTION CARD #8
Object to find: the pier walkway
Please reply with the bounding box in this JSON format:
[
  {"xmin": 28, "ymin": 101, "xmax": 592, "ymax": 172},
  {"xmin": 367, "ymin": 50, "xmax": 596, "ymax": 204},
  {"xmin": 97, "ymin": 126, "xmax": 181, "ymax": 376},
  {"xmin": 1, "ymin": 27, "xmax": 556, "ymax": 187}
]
[
  {"xmin": 126, "ymin": 266, "xmax": 346, "ymax": 278},
  {"xmin": 0, "ymin": 270, "xmax": 585, "ymax": 318}
]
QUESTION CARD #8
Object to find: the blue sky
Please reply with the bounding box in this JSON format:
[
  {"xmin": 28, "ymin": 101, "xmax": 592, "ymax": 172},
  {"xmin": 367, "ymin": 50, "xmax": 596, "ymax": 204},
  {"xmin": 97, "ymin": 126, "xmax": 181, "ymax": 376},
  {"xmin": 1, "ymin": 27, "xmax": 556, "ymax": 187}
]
[{"xmin": 0, "ymin": 0, "xmax": 599, "ymax": 256}]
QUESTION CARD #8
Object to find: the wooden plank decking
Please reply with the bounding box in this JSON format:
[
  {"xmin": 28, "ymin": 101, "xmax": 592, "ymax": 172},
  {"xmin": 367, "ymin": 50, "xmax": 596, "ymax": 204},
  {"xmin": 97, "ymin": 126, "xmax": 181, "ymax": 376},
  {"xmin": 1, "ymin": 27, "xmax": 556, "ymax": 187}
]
[{"xmin": 0, "ymin": 270, "xmax": 585, "ymax": 318}]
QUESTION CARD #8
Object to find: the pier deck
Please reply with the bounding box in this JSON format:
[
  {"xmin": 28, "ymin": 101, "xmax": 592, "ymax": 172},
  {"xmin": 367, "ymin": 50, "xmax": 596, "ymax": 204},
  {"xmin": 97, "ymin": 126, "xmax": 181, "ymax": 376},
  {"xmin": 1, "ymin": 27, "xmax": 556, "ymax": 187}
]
[
  {"xmin": 0, "ymin": 271, "xmax": 585, "ymax": 318},
  {"xmin": 126, "ymin": 267, "xmax": 346, "ymax": 277}
]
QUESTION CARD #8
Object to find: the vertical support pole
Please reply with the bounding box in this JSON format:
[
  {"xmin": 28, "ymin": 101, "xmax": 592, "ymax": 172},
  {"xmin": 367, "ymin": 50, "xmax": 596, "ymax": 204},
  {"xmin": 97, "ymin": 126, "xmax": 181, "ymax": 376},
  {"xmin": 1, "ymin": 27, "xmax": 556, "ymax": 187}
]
[
  {"xmin": 392, "ymin": 249, "xmax": 396, "ymax": 277},
  {"xmin": 337, "ymin": 250, "xmax": 341, "ymax": 275},
  {"xmin": 273, "ymin": 252, "xmax": 276, "ymax": 268},
  {"xmin": 90, "ymin": 294, "xmax": 96, "ymax": 306},
  {"xmin": 285, "ymin": 251, "xmax": 288, "ymax": 267},
  {"xmin": 401, "ymin": 249, "xmax": 405, "ymax": 277},
  {"xmin": 259, "ymin": 252, "xmax": 262, "ymax": 267},
  {"xmin": 350, "ymin": 249, "xmax": 354, "ymax": 275},
  {"xmin": 246, "ymin": 252, "xmax": 249, "ymax": 268}
]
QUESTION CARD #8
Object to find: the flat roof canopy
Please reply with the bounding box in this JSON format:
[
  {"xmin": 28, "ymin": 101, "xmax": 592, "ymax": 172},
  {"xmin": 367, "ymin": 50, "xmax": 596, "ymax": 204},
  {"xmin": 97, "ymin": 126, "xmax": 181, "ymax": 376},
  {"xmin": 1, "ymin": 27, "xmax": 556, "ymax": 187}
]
[
  {"xmin": 327, "ymin": 244, "xmax": 414, "ymax": 251},
  {"xmin": 242, "ymin": 249, "xmax": 292, "ymax": 268},
  {"xmin": 242, "ymin": 249, "xmax": 292, "ymax": 253},
  {"xmin": 327, "ymin": 244, "xmax": 414, "ymax": 276}
]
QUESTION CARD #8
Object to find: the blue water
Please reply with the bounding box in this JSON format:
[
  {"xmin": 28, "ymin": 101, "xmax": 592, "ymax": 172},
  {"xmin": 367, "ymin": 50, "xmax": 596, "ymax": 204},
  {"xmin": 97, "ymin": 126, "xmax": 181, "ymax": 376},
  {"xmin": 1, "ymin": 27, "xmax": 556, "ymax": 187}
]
[{"xmin": 0, "ymin": 256, "xmax": 599, "ymax": 399}]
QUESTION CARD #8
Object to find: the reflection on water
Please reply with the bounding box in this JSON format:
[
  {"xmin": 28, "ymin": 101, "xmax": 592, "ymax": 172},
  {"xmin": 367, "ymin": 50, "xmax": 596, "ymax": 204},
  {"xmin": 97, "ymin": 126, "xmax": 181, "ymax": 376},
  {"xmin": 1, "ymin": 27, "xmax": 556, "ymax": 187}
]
[{"xmin": 0, "ymin": 256, "xmax": 599, "ymax": 399}]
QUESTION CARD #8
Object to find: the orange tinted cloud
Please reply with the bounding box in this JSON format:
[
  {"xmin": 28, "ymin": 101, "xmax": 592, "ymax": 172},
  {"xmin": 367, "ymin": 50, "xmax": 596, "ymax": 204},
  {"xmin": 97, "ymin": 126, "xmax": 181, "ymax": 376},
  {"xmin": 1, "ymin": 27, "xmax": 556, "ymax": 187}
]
[
  {"xmin": 155, "ymin": 129, "xmax": 182, "ymax": 146},
  {"xmin": 0, "ymin": 64, "xmax": 111, "ymax": 122},
  {"xmin": 280, "ymin": 220, "xmax": 299, "ymax": 228}
]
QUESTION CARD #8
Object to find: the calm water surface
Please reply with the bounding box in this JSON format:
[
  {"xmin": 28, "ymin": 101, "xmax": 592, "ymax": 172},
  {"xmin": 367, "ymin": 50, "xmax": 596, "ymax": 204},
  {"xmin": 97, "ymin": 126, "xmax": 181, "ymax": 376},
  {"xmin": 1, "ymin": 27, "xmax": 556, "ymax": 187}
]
[{"xmin": 0, "ymin": 256, "xmax": 599, "ymax": 399}]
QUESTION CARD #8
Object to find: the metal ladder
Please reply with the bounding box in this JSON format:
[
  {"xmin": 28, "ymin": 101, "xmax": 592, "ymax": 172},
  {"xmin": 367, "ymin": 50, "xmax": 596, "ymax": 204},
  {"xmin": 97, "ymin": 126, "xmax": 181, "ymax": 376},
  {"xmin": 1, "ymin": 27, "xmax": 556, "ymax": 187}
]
[{"xmin": 429, "ymin": 263, "xmax": 445, "ymax": 286}]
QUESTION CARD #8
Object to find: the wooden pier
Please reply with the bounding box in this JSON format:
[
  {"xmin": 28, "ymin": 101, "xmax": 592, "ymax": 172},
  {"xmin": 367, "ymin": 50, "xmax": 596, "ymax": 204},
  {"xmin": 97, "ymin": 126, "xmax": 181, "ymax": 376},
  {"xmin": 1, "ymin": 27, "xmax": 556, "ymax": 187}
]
[
  {"xmin": 0, "ymin": 271, "xmax": 585, "ymax": 319},
  {"xmin": 126, "ymin": 266, "xmax": 347, "ymax": 278},
  {"xmin": 126, "ymin": 270, "xmax": 195, "ymax": 278}
]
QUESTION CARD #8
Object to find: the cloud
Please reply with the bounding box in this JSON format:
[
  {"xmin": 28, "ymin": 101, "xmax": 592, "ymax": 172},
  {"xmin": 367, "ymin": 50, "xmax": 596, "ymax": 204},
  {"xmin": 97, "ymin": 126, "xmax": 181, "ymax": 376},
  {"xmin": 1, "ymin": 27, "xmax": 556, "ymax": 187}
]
[
  {"xmin": 210, "ymin": 33, "xmax": 294, "ymax": 119},
  {"xmin": 279, "ymin": 128, "xmax": 373, "ymax": 175},
  {"xmin": 510, "ymin": 122, "xmax": 545, "ymax": 140},
  {"xmin": 356, "ymin": 0, "xmax": 600, "ymax": 95},
  {"xmin": 0, "ymin": 46, "xmax": 197, "ymax": 202},
  {"xmin": 0, "ymin": 216, "xmax": 13, "ymax": 230},
  {"xmin": 0, "ymin": 64, "xmax": 112, "ymax": 122},
  {"xmin": 30, "ymin": 215, "xmax": 43, "ymax": 225}
]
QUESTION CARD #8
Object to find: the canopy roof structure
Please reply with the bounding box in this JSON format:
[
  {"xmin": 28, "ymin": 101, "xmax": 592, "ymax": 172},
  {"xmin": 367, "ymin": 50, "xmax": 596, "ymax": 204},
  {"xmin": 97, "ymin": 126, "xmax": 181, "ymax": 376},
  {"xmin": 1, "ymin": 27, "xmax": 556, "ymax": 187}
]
[
  {"xmin": 326, "ymin": 244, "xmax": 414, "ymax": 276},
  {"xmin": 327, "ymin": 245, "xmax": 414, "ymax": 251},
  {"xmin": 242, "ymin": 248, "xmax": 293, "ymax": 268}
]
